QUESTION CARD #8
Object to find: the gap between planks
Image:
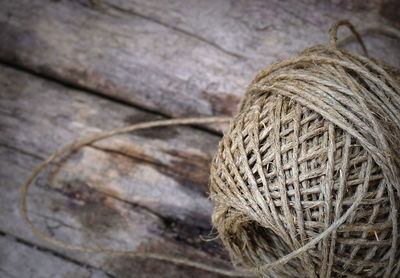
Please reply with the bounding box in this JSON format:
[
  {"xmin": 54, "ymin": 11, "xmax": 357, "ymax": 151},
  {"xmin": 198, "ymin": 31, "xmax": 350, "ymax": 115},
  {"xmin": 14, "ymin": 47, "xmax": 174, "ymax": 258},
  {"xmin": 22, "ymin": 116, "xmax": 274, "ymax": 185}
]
[
  {"xmin": 0, "ymin": 60, "xmax": 223, "ymax": 137},
  {"xmin": 0, "ymin": 229, "xmax": 117, "ymax": 278}
]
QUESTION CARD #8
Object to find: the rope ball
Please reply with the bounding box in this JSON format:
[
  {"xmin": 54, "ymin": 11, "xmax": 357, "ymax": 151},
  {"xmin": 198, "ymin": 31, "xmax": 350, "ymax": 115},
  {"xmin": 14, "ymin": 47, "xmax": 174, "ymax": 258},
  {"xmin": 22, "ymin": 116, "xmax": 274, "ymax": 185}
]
[{"xmin": 210, "ymin": 21, "xmax": 400, "ymax": 277}]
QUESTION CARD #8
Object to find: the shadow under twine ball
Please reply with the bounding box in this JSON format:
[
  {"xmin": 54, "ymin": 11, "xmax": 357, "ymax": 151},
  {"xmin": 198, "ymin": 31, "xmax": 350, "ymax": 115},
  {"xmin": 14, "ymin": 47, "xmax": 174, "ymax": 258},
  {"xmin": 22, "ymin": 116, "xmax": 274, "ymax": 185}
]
[{"xmin": 210, "ymin": 22, "xmax": 400, "ymax": 278}]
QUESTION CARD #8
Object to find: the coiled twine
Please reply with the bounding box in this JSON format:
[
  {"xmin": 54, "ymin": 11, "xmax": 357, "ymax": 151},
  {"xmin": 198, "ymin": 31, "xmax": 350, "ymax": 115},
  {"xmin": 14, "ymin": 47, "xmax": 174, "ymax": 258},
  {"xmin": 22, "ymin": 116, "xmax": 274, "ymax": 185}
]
[{"xmin": 210, "ymin": 21, "xmax": 400, "ymax": 278}]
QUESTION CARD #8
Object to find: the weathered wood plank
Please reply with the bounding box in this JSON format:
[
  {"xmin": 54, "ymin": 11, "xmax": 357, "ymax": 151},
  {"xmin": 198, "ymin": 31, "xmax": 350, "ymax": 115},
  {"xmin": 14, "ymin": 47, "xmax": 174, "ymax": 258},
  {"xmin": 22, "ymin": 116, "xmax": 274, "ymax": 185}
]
[
  {"xmin": 1, "ymin": 1, "xmax": 398, "ymax": 277},
  {"xmin": 1, "ymin": 0, "xmax": 398, "ymax": 121},
  {"xmin": 0, "ymin": 64, "xmax": 232, "ymax": 277},
  {"xmin": 380, "ymin": 0, "xmax": 400, "ymax": 25},
  {"xmin": 0, "ymin": 233, "xmax": 110, "ymax": 278}
]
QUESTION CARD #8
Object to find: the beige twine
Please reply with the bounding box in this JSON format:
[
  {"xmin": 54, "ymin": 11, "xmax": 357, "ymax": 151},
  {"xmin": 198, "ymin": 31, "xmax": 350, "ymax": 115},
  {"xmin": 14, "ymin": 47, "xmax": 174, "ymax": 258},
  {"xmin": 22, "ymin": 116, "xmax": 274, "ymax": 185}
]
[
  {"xmin": 20, "ymin": 21, "xmax": 399, "ymax": 277},
  {"xmin": 210, "ymin": 20, "xmax": 400, "ymax": 278}
]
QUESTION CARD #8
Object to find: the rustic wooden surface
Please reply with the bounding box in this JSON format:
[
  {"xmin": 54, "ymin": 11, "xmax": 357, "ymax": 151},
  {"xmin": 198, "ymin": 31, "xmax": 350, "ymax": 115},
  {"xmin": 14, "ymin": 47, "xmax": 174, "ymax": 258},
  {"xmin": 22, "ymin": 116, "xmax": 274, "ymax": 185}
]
[{"xmin": 0, "ymin": 0, "xmax": 399, "ymax": 277}]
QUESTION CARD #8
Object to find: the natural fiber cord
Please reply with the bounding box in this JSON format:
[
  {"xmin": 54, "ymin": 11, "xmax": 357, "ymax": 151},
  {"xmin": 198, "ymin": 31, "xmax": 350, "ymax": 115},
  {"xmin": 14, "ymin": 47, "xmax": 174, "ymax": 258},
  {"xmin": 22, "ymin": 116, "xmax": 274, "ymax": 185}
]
[
  {"xmin": 210, "ymin": 21, "xmax": 400, "ymax": 277},
  {"xmin": 20, "ymin": 21, "xmax": 400, "ymax": 277},
  {"xmin": 19, "ymin": 117, "xmax": 252, "ymax": 277}
]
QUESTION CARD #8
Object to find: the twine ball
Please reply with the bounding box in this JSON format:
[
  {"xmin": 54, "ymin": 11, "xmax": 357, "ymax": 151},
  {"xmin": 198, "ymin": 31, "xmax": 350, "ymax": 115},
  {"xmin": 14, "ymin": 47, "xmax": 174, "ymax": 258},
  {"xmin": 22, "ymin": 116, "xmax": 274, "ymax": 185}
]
[{"xmin": 210, "ymin": 22, "xmax": 400, "ymax": 278}]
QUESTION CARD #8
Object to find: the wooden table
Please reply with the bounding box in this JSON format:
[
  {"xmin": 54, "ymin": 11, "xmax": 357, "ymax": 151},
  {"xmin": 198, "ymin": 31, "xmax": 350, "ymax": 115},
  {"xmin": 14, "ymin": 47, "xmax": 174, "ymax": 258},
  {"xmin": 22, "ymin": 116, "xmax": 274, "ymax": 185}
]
[{"xmin": 0, "ymin": 1, "xmax": 398, "ymax": 277}]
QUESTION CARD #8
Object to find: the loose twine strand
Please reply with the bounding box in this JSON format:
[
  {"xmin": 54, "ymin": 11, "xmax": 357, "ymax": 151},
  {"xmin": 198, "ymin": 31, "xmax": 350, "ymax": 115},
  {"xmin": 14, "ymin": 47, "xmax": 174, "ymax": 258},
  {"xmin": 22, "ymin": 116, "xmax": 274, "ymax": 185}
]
[
  {"xmin": 19, "ymin": 117, "xmax": 252, "ymax": 277},
  {"xmin": 19, "ymin": 21, "xmax": 399, "ymax": 277}
]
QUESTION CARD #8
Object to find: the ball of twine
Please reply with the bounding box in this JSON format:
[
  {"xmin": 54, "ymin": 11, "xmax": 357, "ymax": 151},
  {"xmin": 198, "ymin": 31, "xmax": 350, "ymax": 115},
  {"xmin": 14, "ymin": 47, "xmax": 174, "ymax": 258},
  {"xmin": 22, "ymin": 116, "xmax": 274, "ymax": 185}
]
[{"xmin": 210, "ymin": 21, "xmax": 400, "ymax": 278}]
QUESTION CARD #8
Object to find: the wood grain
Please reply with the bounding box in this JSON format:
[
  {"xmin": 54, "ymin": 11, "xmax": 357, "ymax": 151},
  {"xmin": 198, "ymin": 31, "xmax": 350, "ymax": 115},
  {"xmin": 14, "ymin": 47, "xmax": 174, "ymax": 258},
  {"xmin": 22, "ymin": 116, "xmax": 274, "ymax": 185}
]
[
  {"xmin": 0, "ymin": 65, "xmax": 231, "ymax": 278},
  {"xmin": 0, "ymin": 1, "xmax": 399, "ymax": 277},
  {"xmin": 1, "ymin": 0, "xmax": 398, "ymax": 121},
  {"xmin": 0, "ymin": 234, "xmax": 110, "ymax": 278}
]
